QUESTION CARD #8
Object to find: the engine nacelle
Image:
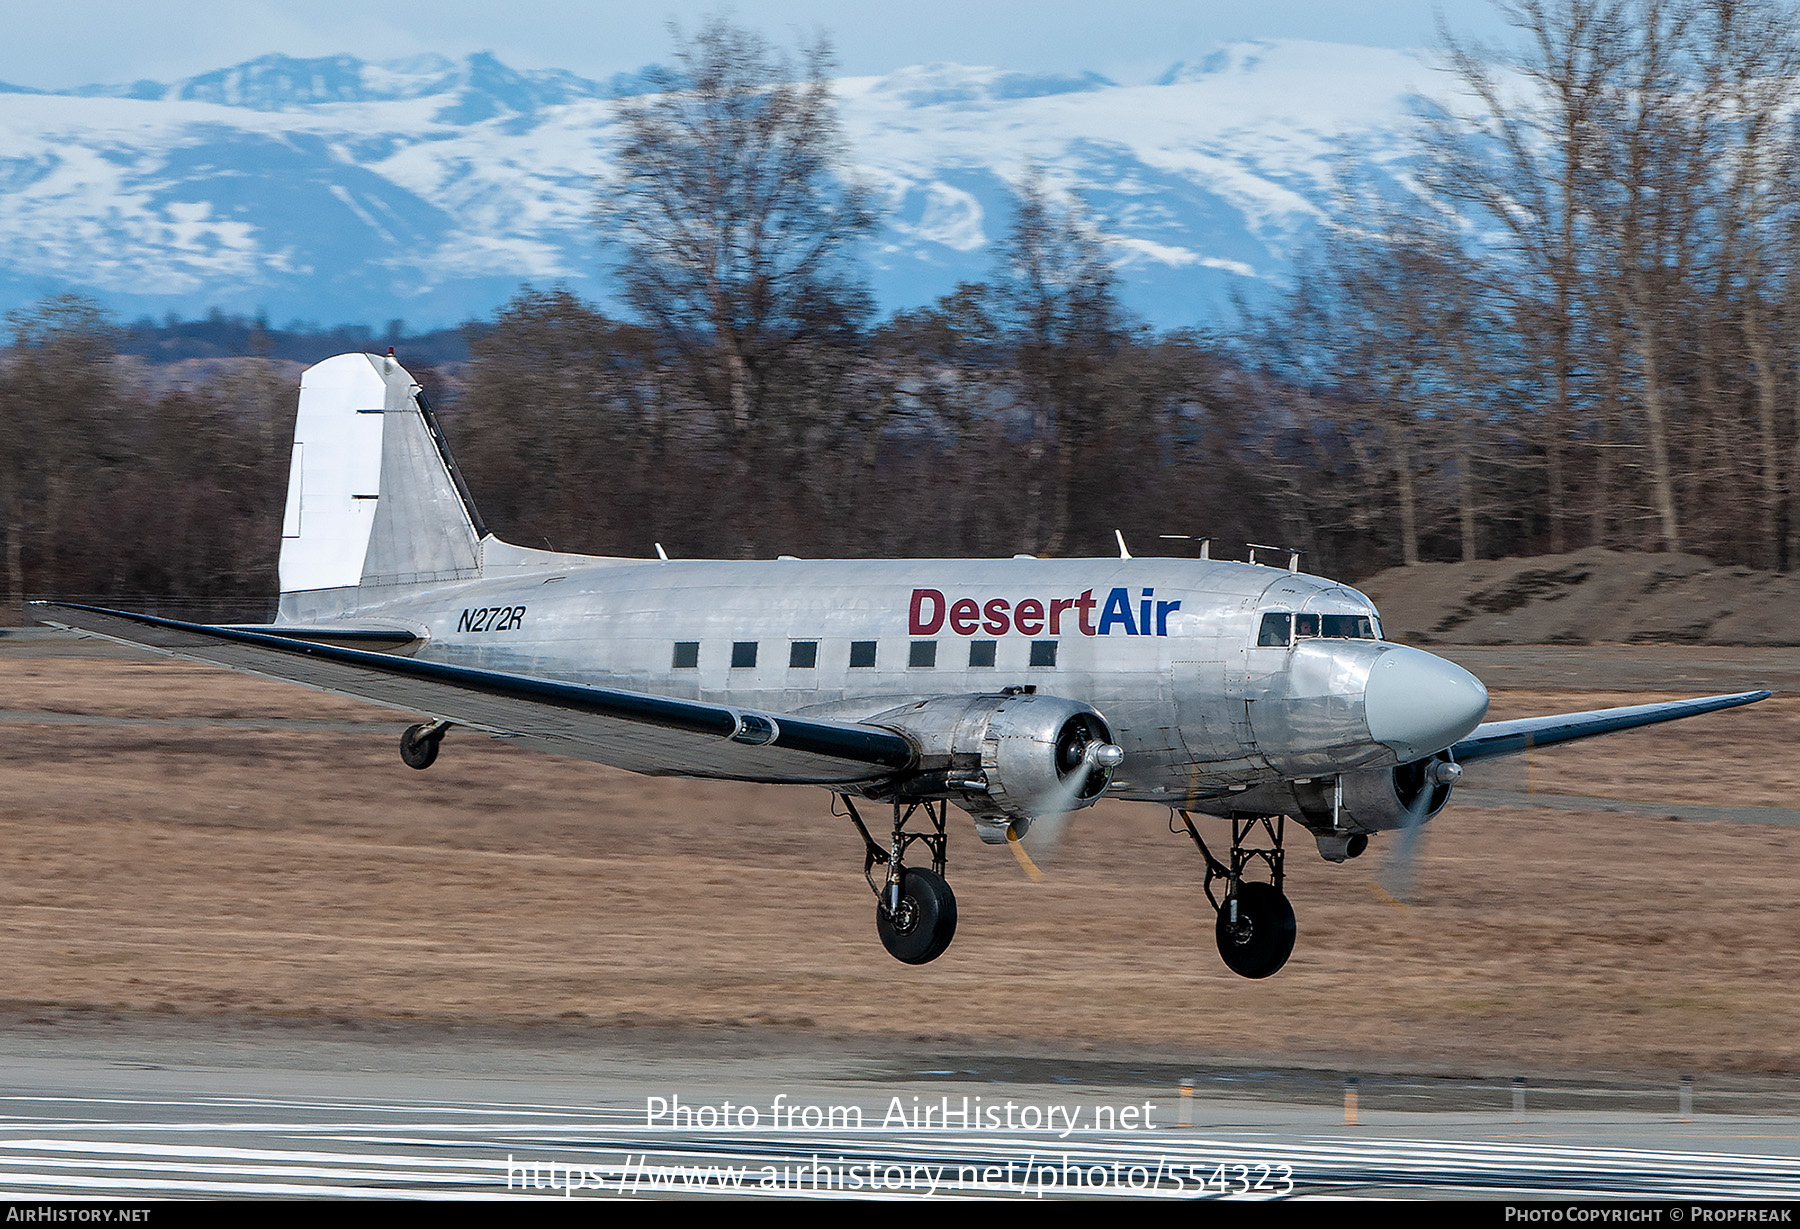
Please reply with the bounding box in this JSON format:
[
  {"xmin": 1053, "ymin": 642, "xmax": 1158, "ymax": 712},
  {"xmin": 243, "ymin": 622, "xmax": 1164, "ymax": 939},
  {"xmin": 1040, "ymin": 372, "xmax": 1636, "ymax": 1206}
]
[
  {"xmin": 1288, "ymin": 753, "xmax": 1461, "ymax": 834},
  {"xmin": 869, "ymin": 692, "xmax": 1120, "ymax": 843},
  {"xmin": 1208, "ymin": 753, "xmax": 1462, "ymax": 861}
]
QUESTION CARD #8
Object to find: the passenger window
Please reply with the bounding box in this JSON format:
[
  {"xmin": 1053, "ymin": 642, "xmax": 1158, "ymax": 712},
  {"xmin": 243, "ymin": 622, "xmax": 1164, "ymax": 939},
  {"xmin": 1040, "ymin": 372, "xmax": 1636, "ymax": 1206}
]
[
  {"xmin": 1030, "ymin": 641, "xmax": 1058, "ymax": 667},
  {"xmin": 672, "ymin": 641, "xmax": 699, "ymax": 669},
  {"xmin": 1257, "ymin": 614, "xmax": 1291, "ymax": 647},
  {"xmin": 969, "ymin": 640, "xmax": 997, "ymax": 668},
  {"xmin": 849, "ymin": 641, "xmax": 877, "ymax": 668},
  {"xmin": 909, "ymin": 640, "xmax": 937, "ymax": 668},
  {"xmin": 789, "ymin": 641, "xmax": 818, "ymax": 668},
  {"xmin": 731, "ymin": 641, "xmax": 758, "ymax": 668}
]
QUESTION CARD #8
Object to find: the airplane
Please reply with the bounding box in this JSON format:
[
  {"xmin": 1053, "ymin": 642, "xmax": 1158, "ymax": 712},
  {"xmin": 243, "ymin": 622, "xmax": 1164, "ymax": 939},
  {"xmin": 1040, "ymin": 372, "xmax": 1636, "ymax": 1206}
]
[{"xmin": 34, "ymin": 351, "xmax": 1772, "ymax": 978}]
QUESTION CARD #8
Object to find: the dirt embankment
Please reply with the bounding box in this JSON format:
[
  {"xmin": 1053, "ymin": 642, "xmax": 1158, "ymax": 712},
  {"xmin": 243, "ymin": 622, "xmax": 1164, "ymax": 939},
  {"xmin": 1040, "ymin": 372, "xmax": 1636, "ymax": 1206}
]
[{"xmin": 1358, "ymin": 548, "xmax": 1800, "ymax": 647}]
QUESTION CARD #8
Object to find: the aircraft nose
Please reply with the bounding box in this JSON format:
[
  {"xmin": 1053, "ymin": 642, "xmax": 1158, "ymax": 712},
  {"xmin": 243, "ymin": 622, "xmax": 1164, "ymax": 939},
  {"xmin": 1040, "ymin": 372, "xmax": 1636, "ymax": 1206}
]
[{"xmin": 1364, "ymin": 646, "xmax": 1489, "ymax": 761}]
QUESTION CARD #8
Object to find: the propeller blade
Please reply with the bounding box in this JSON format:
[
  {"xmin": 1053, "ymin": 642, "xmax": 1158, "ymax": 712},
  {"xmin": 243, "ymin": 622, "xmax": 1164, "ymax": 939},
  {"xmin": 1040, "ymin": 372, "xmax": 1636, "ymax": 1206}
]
[
  {"xmin": 1006, "ymin": 824, "xmax": 1047, "ymax": 882},
  {"xmin": 1005, "ymin": 738, "xmax": 1122, "ymax": 882},
  {"xmin": 1374, "ymin": 808, "xmax": 1428, "ymax": 907},
  {"xmin": 1458, "ymin": 743, "xmax": 1534, "ymax": 799},
  {"xmin": 1375, "ymin": 758, "xmax": 1454, "ymax": 906}
]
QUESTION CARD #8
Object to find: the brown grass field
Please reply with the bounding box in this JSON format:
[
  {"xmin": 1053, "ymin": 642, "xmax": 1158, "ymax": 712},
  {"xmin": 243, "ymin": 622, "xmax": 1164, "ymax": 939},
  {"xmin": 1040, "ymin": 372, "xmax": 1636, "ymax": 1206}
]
[{"xmin": 3, "ymin": 642, "xmax": 1798, "ymax": 1077}]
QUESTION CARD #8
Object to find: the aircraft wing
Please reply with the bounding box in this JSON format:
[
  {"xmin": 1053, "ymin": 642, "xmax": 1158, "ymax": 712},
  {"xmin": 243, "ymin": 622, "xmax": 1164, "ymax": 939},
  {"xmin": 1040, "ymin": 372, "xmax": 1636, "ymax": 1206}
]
[
  {"xmin": 31, "ymin": 603, "xmax": 916, "ymax": 786},
  {"xmin": 1450, "ymin": 690, "xmax": 1772, "ymax": 763},
  {"xmin": 215, "ymin": 624, "xmax": 422, "ymax": 651}
]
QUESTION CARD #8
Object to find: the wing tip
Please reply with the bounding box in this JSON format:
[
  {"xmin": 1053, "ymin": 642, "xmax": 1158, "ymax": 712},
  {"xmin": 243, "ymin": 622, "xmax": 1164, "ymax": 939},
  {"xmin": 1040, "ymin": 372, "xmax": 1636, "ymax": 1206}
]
[{"xmin": 1713, "ymin": 689, "xmax": 1774, "ymax": 708}]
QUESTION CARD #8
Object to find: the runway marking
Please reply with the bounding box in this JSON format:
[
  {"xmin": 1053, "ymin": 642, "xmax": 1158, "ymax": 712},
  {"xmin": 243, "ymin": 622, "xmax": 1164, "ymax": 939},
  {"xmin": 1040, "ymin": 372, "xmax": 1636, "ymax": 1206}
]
[{"xmin": 3, "ymin": 1093, "xmax": 1800, "ymax": 1199}]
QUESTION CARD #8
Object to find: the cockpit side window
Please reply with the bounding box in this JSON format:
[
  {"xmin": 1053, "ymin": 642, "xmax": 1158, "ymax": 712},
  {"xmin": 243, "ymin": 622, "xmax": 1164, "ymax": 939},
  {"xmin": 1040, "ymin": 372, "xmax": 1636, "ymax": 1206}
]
[
  {"xmin": 1321, "ymin": 614, "xmax": 1375, "ymax": 640},
  {"xmin": 1293, "ymin": 612, "xmax": 1320, "ymax": 638},
  {"xmin": 1257, "ymin": 613, "xmax": 1292, "ymax": 646}
]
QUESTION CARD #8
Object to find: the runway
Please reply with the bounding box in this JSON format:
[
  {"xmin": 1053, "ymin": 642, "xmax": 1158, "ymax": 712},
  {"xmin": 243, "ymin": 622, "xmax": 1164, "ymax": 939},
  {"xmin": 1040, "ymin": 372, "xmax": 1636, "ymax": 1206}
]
[{"xmin": 3, "ymin": 1032, "xmax": 1800, "ymax": 1199}]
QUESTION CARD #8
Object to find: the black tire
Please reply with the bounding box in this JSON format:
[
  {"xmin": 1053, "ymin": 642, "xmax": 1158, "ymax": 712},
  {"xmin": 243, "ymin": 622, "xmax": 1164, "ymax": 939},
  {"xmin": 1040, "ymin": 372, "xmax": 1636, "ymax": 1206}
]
[
  {"xmin": 876, "ymin": 867, "xmax": 958, "ymax": 965},
  {"xmin": 400, "ymin": 723, "xmax": 440, "ymax": 770},
  {"xmin": 1214, "ymin": 881, "xmax": 1296, "ymax": 979}
]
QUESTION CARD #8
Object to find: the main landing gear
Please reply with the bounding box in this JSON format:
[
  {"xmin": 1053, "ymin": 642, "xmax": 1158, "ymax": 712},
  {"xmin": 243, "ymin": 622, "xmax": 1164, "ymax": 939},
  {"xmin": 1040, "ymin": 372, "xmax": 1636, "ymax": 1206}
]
[
  {"xmin": 1176, "ymin": 812, "xmax": 1297, "ymax": 979},
  {"xmin": 838, "ymin": 796, "xmax": 958, "ymax": 965},
  {"xmin": 400, "ymin": 720, "xmax": 449, "ymax": 770}
]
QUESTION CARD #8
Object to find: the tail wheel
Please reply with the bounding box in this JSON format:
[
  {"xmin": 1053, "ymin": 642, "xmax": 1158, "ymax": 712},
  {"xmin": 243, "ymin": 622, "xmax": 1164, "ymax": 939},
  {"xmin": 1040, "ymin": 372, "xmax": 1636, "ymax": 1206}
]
[
  {"xmin": 400, "ymin": 723, "xmax": 441, "ymax": 770},
  {"xmin": 1215, "ymin": 881, "xmax": 1296, "ymax": 979},
  {"xmin": 876, "ymin": 867, "xmax": 958, "ymax": 965}
]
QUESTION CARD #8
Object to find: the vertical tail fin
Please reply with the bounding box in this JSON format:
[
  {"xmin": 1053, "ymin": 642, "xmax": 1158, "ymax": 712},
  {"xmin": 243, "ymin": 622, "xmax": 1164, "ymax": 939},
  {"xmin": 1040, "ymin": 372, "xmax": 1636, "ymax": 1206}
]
[{"xmin": 278, "ymin": 352, "xmax": 484, "ymax": 619}]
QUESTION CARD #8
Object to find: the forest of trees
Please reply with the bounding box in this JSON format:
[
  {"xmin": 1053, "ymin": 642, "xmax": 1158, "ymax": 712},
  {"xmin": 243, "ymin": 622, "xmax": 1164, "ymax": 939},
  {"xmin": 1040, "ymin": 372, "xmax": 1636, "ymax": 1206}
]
[
  {"xmin": 4, "ymin": 0, "xmax": 1800, "ymax": 621},
  {"xmin": 1261, "ymin": 0, "xmax": 1800, "ymax": 575}
]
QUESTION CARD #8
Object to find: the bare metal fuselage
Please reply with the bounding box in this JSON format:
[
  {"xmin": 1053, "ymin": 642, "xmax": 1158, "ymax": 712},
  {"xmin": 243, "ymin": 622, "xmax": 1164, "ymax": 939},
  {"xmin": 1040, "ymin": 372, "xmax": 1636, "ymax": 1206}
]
[{"xmin": 301, "ymin": 552, "xmax": 1459, "ymax": 812}]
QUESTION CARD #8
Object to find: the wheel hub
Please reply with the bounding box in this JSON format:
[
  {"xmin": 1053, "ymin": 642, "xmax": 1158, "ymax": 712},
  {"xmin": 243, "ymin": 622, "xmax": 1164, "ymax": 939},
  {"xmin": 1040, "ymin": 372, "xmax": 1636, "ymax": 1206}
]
[
  {"xmin": 889, "ymin": 896, "xmax": 919, "ymax": 935},
  {"xmin": 1225, "ymin": 908, "xmax": 1256, "ymax": 947}
]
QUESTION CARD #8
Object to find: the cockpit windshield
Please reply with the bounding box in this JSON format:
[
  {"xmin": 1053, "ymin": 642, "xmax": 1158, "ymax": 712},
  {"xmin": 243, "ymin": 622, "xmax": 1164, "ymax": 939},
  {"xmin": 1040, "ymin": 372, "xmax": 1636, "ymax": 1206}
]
[{"xmin": 1257, "ymin": 611, "xmax": 1377, "ymax": 646}]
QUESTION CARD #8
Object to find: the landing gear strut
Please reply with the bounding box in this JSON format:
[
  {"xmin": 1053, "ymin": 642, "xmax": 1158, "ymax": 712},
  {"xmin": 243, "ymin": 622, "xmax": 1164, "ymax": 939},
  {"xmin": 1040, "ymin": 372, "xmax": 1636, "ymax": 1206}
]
[
  {"xmin": 1177, "ymin": 812, "xmax": 1297, "ymax": 979},
  {"xmin": 839, "ymin": 796, "xmax": 958, "ymax": 965},
  {"xmin": 400, "ymin": 720, "xmax": 449, "ymax": 770}
]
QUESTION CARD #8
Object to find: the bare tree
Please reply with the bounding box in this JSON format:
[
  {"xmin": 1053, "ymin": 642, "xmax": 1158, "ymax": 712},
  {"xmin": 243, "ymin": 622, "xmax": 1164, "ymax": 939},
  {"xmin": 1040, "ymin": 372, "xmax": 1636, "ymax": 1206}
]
[
  {"xmin": 0, "ymin": 295, "xmax": 118, "ymax": 615},
  {"xmin": 451, "ymin": 287, "xmax": 681, "ymax": 555},
  {"xmin": 597, "ymin": 18, "xmax": 878, "ymax": 439},
  {"xmin": 991, "ymin": 170, "xmax": 1129, "ymax": 555},
  {"xmin": 1594, "ymin": 0, "xmax": 1703, "ymax": 553},
  {"xmin": 1428, "ymin": 0, "xmax": 1632, "ymax": 554},
  {"xmin": 1692, "ymin": 0, "xmax": 1800, "ymax": 569}
]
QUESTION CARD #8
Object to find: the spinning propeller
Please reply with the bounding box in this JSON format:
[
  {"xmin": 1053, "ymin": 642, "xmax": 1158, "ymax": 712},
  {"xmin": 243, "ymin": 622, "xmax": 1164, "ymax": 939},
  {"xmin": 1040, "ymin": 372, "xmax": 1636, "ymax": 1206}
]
[
  {"xmin": 1375, "ymin": 755, "xmax": 1463, "ymax": 906},
  {"xmin": 1006, "ymin": 724, "xmax": 1124, "ymax": 882}
]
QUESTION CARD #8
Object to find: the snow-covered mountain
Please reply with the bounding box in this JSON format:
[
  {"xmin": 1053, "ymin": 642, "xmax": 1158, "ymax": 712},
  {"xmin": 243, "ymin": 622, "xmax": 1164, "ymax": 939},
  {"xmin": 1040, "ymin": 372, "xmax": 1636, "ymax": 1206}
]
[{"xmin": 0, "ymin": 42, "xmax": 1439, "ymax": 331}]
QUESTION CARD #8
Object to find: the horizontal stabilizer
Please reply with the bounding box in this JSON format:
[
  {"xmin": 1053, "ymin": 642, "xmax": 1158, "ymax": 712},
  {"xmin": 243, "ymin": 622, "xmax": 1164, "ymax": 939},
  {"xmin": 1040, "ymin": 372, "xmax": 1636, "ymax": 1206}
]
[
  {"xmin": 1451, "ymin": 690, "xmax": 1772, "ymax": 762},
  {"xmin": 32, "ymin": 603, "xmax": 915, "ymax": 786}
]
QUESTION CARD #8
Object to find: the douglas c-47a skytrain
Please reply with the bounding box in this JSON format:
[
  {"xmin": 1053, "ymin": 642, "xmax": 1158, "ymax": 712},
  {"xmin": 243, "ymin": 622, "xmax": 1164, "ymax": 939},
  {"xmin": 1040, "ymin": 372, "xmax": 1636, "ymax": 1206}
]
[{"xmin": 36, "ymin": 353, "xmax": 1772, "ymax": 977}]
